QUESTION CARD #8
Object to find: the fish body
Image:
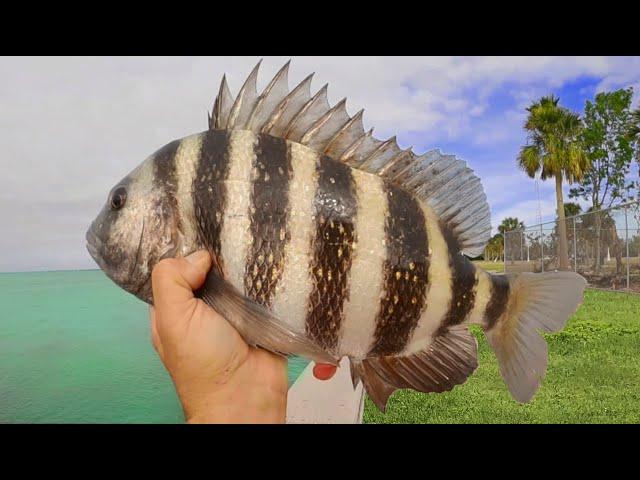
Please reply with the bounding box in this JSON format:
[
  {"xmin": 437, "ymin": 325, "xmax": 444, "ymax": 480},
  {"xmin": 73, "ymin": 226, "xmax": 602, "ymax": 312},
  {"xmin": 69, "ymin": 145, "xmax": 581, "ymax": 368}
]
[{"xmin": 87, "ymin": 61, "xmax": 586, "ymax": 411}]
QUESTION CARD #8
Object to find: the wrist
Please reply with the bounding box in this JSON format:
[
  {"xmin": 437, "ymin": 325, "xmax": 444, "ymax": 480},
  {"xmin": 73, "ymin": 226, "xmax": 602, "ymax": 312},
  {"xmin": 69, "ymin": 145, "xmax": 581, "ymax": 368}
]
[
  {"xmin": 182, "ymin": 379, "xmax": 287, "ymax": 424},
  {"xmin": 175, "ymin": 353, "xmax": 289, "ymax": 424}
]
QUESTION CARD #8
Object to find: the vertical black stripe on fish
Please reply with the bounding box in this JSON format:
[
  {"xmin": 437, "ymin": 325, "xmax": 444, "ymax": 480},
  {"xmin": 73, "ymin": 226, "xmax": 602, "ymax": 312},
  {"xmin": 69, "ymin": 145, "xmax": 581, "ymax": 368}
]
[
  {"xmin": 484, "ymin": 274, "xmax": 510, "ymax": 330},
  {"xmin": 244, "ymin": 134, "xmax": 292, "ymax": 307},
  {"xmin": 437, "ymin": 221, "xmax": 478, "ymax": 335},
  {"xmin": 152, "ymin": 139, "xmax": 182, "ymax": 230},
  {"xmin": 305, "ymin": 156, "xmax": 357, "ymax": 351},
  {"xmin": 368, "ymin": 185, "xmax": 429, "ymax": 356},
  {"xmin": 193, "ymin": 130, "xmax": 231, "ymax": 274}
]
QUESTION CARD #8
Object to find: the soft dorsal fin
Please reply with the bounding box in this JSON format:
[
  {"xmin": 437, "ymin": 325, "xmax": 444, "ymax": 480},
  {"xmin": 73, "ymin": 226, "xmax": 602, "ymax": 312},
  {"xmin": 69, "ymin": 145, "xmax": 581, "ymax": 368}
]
[{"xmin": 208, "ymin": 60, "xmax": 491, "ymax": 257}]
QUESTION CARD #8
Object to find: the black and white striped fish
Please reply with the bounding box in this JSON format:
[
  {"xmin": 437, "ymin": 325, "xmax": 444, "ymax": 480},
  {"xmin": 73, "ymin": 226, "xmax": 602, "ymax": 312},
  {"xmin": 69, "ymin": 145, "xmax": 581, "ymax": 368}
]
[{"xmin": 86, "ymin": 61, "xmax": 586, "ymax": 411}]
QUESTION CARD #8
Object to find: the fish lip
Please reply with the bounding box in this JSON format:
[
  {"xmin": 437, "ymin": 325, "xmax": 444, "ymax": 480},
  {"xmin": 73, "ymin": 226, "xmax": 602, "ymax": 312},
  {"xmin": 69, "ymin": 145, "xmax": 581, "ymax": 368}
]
[
  {"xmin": 85, "ymin": 229, "xmax": 106, "ymax": 269},
  {"xmin": 86, "ymin": 226, "xmax": 144, "ymax": 296}
]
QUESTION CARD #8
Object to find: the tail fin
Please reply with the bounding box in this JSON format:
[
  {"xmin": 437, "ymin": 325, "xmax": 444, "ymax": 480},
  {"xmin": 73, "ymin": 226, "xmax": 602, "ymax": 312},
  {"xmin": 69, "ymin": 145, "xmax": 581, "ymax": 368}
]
[{"xmin": 484, "ymin": 271, "xmax": 586, "ymax": 403}]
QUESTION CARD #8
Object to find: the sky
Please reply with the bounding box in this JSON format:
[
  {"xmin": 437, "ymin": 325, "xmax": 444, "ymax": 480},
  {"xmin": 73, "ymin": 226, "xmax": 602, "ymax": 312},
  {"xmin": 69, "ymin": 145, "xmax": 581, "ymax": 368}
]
[{"xmin": 2, "ymin": 56, "xmax": 639, "ymax": 272}]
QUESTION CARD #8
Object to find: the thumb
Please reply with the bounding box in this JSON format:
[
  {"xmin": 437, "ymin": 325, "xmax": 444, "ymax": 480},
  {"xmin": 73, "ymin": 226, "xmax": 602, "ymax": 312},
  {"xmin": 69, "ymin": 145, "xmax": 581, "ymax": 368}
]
[{"xmin": 151, "ymin": 250, "xmax": 212, "ymax": 310}]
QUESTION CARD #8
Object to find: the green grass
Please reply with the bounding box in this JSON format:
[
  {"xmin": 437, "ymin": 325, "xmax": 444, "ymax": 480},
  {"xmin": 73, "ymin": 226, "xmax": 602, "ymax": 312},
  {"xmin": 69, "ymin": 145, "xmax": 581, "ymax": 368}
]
[
  {"xmin": 472, "ymin": 260, "xmax": 504, "ymax": 273},
  {"xmin": 363, "ymin": 289, "xmax": 640, "ymax": 423}
]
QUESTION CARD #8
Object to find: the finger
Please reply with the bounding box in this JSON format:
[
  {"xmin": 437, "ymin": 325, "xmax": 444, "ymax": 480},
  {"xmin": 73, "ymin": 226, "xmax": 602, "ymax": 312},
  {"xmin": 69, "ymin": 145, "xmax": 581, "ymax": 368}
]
[
  {"xmin": 312, "ymin": 363, "xmax": 337, "ymax": 381},
  {"xmin": 151, "ymin": 250, "xmax": 212, "ymax": 309},
  {"xmin": 149, "ymin": 306, "xmax": 164, "ymax": 359}
]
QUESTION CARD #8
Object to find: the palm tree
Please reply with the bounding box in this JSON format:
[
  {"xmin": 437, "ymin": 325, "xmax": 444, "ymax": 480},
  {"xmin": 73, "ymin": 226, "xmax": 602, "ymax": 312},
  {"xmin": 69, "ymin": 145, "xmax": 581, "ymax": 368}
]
[
  {"xmin": 485, "ymin": 234, "xmax": 504, "ymax": 262},
  {"xmin": 564, "ymin": 202, "xmax": 582, "ymax": 218},
  {"xmin": 518, "ymin": 95, "xmax": 590, "ymax": 271},
  {"xmin": 498, "ymin": 217, "xmax": 525, "ymax": 235}
]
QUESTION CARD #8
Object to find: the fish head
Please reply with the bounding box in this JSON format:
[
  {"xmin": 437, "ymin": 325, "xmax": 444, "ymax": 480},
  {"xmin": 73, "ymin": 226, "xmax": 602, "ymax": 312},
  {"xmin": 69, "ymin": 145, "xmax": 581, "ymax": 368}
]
[{"xmin": 86, "ymin": 146, "xmax": 181, "ymax": 304}]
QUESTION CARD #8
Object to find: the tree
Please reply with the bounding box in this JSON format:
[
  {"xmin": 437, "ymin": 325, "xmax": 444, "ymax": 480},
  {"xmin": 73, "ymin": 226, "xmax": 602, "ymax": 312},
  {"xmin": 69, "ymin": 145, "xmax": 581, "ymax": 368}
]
[
  {"xmin": 518, "ymin": 95, "xmax": 590, "ymax": 271},
  {"xmin": 498, "ymin": 217, "xmax": 525, "ymax": 235},
  {"xmin": 570, "ymin": 88, "xmax": 636, "ymax": 209},
  {"xmin": 483, "ymin": 218, "xmax": 525, "ymax": 263},
  {"xmin": 484, "ymin": 234, "xmax": 504, "ymax": 262},
  {"xmin": 569, "ymin": 88, "xmax": 636, "ymax": 271},
  {"xmin": 564, "ymin": 202, "xmax": 582, "ymax": 218},
  {"xmin": 498, "ymin": 217, "xmax": 525, "ymax": 264},
  {"xmin": 580, "ymin": 207, "xmax": 624, "ymax": 274},
  {"xmin": 561, "ymin": 202, "xmax": 582, "ymax": 269}
]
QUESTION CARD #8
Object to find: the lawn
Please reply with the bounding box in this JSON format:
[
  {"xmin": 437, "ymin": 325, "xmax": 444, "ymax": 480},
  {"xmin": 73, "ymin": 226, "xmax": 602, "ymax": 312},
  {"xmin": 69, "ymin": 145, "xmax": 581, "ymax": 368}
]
[
  {"xmin": 472, "ymin": 260, "xmax": 505, "ymax": 273},
  {"xmin": 363, "ymin": 289, "xmax": 640, "ymax": 423}
]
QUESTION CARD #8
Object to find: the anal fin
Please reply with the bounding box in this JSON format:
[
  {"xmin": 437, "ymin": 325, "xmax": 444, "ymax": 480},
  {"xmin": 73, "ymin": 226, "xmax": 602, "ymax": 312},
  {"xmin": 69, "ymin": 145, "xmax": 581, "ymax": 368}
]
[
  {"xmin": 350, "ymin": 359, "xmax": 396, "ymax": 412},
  {"xmin": 352, "ymin": 325, "xmax": 479, "ymax": 412},
  {"xmin": 195, "ymin": 270, "xmax": 340, "ymax": 366}
]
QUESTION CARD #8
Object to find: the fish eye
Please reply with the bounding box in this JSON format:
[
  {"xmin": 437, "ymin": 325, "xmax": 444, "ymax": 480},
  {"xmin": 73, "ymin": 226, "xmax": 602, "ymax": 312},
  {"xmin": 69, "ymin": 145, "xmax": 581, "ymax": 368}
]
[{"xmin": 109, "ymin": 186, "xmax": 127, "ymax": 211}]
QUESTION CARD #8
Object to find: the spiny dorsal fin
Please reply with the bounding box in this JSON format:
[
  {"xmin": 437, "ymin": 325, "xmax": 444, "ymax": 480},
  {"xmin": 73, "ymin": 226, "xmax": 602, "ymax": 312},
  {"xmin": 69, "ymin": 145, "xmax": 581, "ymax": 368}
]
[{"xmin": 208, "ymin": 61, "xmax": 491, "ymax": 257}]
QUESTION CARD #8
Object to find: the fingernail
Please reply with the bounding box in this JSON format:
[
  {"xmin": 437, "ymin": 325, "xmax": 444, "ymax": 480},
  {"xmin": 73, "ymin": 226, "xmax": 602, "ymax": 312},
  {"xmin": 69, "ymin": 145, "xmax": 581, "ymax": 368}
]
[{"xmin": 185, "ymin": 250, "xmax": 209, "ymax": 265}]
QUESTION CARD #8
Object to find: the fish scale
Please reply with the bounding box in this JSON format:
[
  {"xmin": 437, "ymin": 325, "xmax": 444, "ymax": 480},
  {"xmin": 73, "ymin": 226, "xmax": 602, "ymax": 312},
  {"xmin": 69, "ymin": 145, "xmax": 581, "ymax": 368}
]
[{"xmin": 87, "ymin": 60, "xmax": 587, "ymax": 413}]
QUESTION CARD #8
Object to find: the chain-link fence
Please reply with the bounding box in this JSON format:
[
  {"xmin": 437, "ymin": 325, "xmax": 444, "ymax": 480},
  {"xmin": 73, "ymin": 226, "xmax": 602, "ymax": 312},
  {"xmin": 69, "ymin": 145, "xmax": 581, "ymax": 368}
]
[{"xmin": 504, "ymin": 201, "xmax": 640, "ymax": 292}]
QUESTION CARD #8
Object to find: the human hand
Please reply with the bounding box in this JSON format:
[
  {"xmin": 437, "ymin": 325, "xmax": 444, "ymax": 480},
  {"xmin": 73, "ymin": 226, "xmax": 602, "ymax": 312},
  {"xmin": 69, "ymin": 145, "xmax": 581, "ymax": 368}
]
[{"xmin": 149, "ymin": 250, "xmax": 288, "ymax": 423}]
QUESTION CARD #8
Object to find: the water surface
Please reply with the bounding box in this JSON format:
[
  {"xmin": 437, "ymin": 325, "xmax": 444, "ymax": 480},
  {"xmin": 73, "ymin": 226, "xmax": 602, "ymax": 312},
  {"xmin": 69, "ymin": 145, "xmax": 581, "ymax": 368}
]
[{"xmin": 0, "ymin": 270, "xmax": 309, "ymax": 423}]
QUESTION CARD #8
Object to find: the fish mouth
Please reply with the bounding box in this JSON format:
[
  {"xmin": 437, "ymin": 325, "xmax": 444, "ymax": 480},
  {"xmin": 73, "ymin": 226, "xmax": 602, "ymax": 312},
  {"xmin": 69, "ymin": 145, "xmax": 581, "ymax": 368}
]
[
  {"xmin": 86, "ymin": 226, "xmax": 148, "ymax": 299},
  {"xmin": 86, "ymin": 228, "xmax": 107, "ymax": 270}
]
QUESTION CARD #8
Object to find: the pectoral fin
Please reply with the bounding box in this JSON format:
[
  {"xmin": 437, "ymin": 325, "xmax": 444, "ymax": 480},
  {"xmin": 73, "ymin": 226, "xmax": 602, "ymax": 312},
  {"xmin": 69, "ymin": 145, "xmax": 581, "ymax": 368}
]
[{"xmin": 195, "ymin": 269, "xmax": 340, "ymax": 366}]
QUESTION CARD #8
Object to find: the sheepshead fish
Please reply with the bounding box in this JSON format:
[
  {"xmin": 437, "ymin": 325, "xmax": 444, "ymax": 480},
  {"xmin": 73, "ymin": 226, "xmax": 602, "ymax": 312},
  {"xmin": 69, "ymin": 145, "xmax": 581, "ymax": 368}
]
[{"xmin": 86, "ymin": 60, "xmax": 586, "ymax": 411}]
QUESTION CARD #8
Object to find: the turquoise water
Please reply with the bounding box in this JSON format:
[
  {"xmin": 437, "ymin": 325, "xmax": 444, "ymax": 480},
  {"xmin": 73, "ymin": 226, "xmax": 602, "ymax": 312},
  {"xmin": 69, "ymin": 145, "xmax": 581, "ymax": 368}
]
[{"xmin": 0, "ymin": 270, "xmax": 309, "ymax": 423}]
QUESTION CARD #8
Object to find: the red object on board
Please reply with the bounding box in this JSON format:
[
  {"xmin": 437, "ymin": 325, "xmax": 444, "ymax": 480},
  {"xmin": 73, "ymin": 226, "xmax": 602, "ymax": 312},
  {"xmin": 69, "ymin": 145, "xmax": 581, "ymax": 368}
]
[{"xmin": 313, "ymin": 363, "xmax": 337, "ymax": 381}]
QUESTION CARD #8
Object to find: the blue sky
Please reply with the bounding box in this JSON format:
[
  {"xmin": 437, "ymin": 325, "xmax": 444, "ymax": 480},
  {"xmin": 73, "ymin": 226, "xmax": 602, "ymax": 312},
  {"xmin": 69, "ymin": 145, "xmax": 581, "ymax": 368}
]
[
  {"xmin": 437, "ymin": 75, "xmax": 623, "ymax": 228},
  {"xmin": 1, "ymin": 56, "xmax": 639, "ymax": 272}
]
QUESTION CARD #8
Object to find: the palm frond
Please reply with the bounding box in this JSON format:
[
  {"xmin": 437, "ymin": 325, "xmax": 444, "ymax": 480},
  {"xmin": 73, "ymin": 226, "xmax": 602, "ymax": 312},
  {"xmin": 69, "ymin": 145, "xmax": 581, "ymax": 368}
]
[
  {"xmin": 517, "ymin": 144, "xmax": 542, "ymax": 178},
  {"xmin": 519, "ymin": 94, "xmax": 591, "ymax": 183}
]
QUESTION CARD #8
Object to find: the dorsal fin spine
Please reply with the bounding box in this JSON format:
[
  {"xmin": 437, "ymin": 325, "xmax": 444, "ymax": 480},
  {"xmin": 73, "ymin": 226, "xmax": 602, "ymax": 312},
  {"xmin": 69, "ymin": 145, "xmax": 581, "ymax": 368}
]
[
  {"xmin": 300, "ymin": 97, "xmax": 348, "ymax": 147},
  {"xmin": 246, "ymin": 60, "xmax": 291, "ymax": 132},
  {"xmin": 339, "ymin": 128, "xmax": 374, "ymax": 163},
  {"xmin": 283, "ymin": 83, "xmax": 329, "ymax": 141},
  {"xmin": 378, "ymin": 149, "xmax": 413, "ymax": 178},
  {"xmin": 211, "ymin": 74, "xmax": 233, "ymax": 129},
  {"xmin": 358, "ymin": 136, "xmax": 399, "ymax": 172},
  {"xmin": 261, "ymin": 73, "xmax": 314, "ymax": 136},
  {"xmin": 227, "ymin": 59, "xmax": 262, "ymax": 129},
  {"xmin": 323, "ymin": 108, "xmax": 365, "ymax": 156}
]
